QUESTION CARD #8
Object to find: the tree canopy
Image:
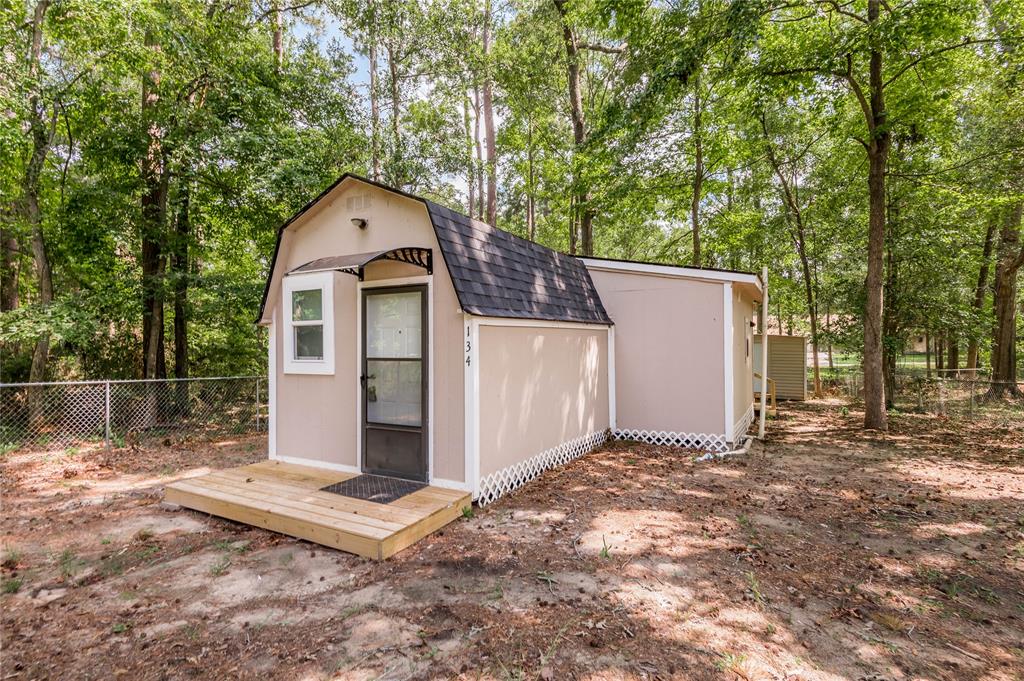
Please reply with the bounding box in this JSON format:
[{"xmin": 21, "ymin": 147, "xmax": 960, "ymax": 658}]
[{"xmin": 2, "ymin": 0, "xmax": 1022, "ymax": 427}]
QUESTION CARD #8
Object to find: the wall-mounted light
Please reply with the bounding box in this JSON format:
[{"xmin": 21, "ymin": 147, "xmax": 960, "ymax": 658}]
[{"xmin": 351, "ymin": 218, "xmax": 368, "ymax": 230}]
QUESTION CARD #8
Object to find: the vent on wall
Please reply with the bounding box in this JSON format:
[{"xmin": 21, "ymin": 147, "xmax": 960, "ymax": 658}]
[{"xmin": 346, "ymin": 194, "xmax": 372, "ymax": 212}]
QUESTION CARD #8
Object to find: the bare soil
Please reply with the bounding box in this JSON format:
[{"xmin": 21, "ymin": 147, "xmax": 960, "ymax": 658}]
[{"xmin": 2, "ymin": 401, "xmax": 1022, "ymax": 680}]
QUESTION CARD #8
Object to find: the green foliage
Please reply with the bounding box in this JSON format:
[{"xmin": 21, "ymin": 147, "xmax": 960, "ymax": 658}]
[{"xmin": 1, "ymin": 0, "xmax": 1020, "ymax": 385}]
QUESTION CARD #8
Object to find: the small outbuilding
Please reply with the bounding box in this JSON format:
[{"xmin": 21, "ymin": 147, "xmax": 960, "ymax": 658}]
[
  {"xmin": 168, "ymin": 174, "xmax": 764, "ymax": 557},
  {"xmin": 753, "ymin": 334, "xmax": 808, "ymax": 401},
  {"xmin": 255, "ymin": 174, "xmax": 763, "ymax": 503}
]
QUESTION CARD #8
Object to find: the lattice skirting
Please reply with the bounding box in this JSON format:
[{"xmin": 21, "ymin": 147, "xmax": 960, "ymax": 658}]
[
  {"xmin": 475, "ymin": 431, "xmax": 608, "ymax": 506},
  {"xmin": 731, "ymin": 403, "xmax": 755, "ymax": 445},
  {"xmin": 613, "ymin": 428, "xmax": 728, "ymax": 453}
]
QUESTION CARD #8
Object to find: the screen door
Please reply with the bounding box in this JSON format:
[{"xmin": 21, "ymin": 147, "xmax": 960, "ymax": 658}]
[{"xmin": 362, "ymin": 286, "xmax": 427, "ymax": 481}]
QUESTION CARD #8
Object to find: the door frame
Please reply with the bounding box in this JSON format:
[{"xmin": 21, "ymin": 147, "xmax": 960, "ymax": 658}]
[{"xmin": 358, "ymin": 280, "xmax": 430, "ymax": 482}]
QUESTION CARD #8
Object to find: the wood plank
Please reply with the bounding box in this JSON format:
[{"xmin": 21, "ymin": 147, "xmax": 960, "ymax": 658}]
[
  {"xmin": 166, "ymin": 479, "xmax": 395, "ymax": 538},
  {"xmin": 204, "ymin": 470, "xmax": 425, "ymax": 524},
  {"xmin": 170, "ymin": 477, "xmax": 406, "ymax": 534},
  {"xmin": 380, "ymin": 493, "xmax": 471, "ymax": 558},
  {"xmin": 245, "ymin": 460, "xmax": 355, "ymax": 485},
  {"xmin": 164, "ymin": 486, "xmax": 383, "ymax": 559},
  {"xmin": 166, "ymin": 460, "xmax": 474, "ymax": 561}
]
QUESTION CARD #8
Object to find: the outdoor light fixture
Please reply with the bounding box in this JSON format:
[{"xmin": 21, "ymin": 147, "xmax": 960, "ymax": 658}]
[{"xmin": 351, "ymin": 217, "xmax": 368, "ymax": 229}]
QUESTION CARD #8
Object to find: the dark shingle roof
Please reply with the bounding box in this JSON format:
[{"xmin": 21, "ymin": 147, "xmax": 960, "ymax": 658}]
[
  {"xmin": 425, "ymin": 201, "xmax": 611, "ymax": 325},
  {"xmin": 258, "ymin": 174, "xmax": 611, "ymax": 326}
]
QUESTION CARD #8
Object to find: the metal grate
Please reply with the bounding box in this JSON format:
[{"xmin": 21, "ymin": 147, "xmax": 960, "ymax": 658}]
[{"xmin": 321, "ymin": 474, "xmax": 426, "ymax": 504}]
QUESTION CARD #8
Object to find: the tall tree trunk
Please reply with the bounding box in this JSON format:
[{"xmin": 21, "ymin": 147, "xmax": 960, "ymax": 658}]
[
  {"xmin": 172, "ymin": 183, "xmax": 190, "ymax": 380},
  {"xmin": 472, "ymin": 86, "xmax": 484, "ymax": 220},
  {"xmin": 946, "ymin": 339, "xmax": 959, "ymax": 378},
  {"xmin": 369, "ymin": 36, "xmax": 381, "ymax": 181},
  {"xmin": 760, "ymin": 112, "xmax": 821, "ymax": 397},
  {"xmin": 141, "ymin": 28, "xmax": 167, "ymax": 380},
  {"xmin": 554, "ymin": 0, "xmax": 593, "ymax": 255},
  {"xmin": 0, "ymin": 226, "xmax": 18, "ymax": 312},
  {"xmin": 386, "ymin": 43, "xmax": 401, "ymax": 185},
  {"xmin": 481, "ymin": 0, "xmax": 497, "ymax": 227},
  {"xmin": 862, "ymin": 0, "xmax": 890, "ymax": 430},
  {"xmin": 826, "ymin": 306, "xmax": 834, "ymax": 369},
  {"xmin": 23, "ymin": 0, "xmax": 54, "ymax": 426},
  {"xmin": 966, "ymin": 216, "xmax": 997, "ymax": 376},
  {"xmin": 691, "ymin": 71, "xmax": 703, "ymax": 268},
  {"xmin": 989, "ymin": 202, "xmax": 1023, "ymax": 396},
  {"xmin": 463, "ymin": 93, "xmax": 474, "ymax": 215},
  {"xmin": 526, "ymin": 113, "xmax": 536, "ymax": 241},
  {"xmin": 925, "ymin": 331, "xmax": 932, "ymax": 378}
]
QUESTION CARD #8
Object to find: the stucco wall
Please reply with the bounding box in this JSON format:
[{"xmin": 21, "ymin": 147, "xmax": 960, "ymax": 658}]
[
  {"xmin": 732, "ymin": 288, "xmax": 756, "ymax": 434},
  {"xmin": 586, "ymin": 268, "xmax": 726, "ymax": 437},
  {"xmin": 478, "ymin": 325, "xmax": 609, "ymax": 477},
  {"xmin": 269, "ymin": 180, "xmax": 465, "ymax": 483}
]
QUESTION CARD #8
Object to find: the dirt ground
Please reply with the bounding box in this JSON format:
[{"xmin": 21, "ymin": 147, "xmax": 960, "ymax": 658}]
[{"xmin": 2, "ymin": 401, "xmax": 1022, "ymax": 680}]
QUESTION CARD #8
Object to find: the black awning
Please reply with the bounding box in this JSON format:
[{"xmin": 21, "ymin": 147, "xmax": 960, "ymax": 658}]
[{"xmin": 287, "ymin": 247, "xmax": 432, "ymax": 281}]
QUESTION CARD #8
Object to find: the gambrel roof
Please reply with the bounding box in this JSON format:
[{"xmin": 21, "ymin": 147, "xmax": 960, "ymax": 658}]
[{"xmin": 257, "ymin": 174, "xmax": 612, "ymax": 325}]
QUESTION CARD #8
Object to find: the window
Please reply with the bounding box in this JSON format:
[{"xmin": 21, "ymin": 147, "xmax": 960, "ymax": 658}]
[{"xmin": 282, "ymin": 271, "xmax": 334, "ymax": 374}]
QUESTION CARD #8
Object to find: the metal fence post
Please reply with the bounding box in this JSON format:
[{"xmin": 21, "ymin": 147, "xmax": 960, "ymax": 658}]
[{"xmin": 104, "ymin": 380, "xmax": 111, "ymax": 448}]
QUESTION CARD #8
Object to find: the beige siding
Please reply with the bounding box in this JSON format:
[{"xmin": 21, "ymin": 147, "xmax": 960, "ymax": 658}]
[
  {"xmin": 754, "ymin": 334, "xmax": 807, "ymax": 400},
  {"xmin": 478, "ymin": 326, "xmax": 609, "ymax": 477},
  {"xmin": 586, "ymin": 269, "xmax": 726, "ymax": 437},
  {"xmin": 269, "ymin": 180, "xmax": 465, "ymax": 482},
  {"xmin": 732, "ymin": 289, "xmax": 756, "ymax": 434}
]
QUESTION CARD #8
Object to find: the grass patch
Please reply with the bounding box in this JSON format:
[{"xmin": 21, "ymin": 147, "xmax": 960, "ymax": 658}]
[
  {"xmin": 2, "ymin": 577, "xmax": 23, "ymax": 594},
  {"xmin": 2, "ymin": 546, "xmax": 22, "ymax": 569},
  {"xmin": 461, "ymin": 505, "xmax": 474, "ymax": 519},
  {"xmin": 210, "ymin": 555, "xmax": 231, "ymax": 577},
  {"xmin": 56, "ymin": 548, "xmax": 85, "ymax": 579},
  {"xmin": 599, "ymin": 535, "xmax": 613, "ymax": 560},
  {"xmin": 212, "ymin": 539, "xmax": 250, "ymax": 554}
]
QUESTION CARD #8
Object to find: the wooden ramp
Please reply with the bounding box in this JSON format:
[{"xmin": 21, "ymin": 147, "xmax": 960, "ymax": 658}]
[{"xmin": 165, "ymin": 460, "xmax": 471, "ymax": 559}]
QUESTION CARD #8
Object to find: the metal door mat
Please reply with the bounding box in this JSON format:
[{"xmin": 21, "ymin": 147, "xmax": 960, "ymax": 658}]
[{"xmin": 320, "ymin": 474, "xmax": 426, "ymax": 505}]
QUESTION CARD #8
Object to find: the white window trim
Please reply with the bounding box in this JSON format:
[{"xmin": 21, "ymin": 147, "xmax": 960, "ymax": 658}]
[{"xmin": 282, "ymin": 271, "xmax": 335, "ymax": 375}]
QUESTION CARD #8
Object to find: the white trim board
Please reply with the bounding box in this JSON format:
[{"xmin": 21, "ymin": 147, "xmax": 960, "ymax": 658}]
[
  {"xmin": 472, "ymin": 316, "xmax": 612, "ymax": 331},
  {"xmin": 268, "ymin": 453, "xmax": 361, "ymax": 475},
  {"xmin": 268, "ymin": 316, "xmax": 277, "ymax": 458},
  {"xmin": 430, "ymin": 477, "xmax": 473, "ymax": 493},
  {"xmin": 723, "ymin": 282, "xmax": 735, "ymax": 443},
  {"xmin": 580, "ymin": 257, "xmax": 762, "ymax": 290},
  {"xmin": 463, "ymin": 314, "xmax": 480, "ymax": 498},
  {"xmin": 607, "ymin": 325, "xmax": 617, "ymax": 431}
]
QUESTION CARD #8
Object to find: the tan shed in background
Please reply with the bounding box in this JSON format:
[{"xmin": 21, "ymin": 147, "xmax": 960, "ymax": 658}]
[{"xmin": 753, "ymin": 334, "xmax": 808, "ymax": 401}]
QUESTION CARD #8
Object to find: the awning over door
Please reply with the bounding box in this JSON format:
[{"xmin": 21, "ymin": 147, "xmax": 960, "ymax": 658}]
[{"xmin": 287, "ymin": 247, "xmax": 432, "ymax": 281}]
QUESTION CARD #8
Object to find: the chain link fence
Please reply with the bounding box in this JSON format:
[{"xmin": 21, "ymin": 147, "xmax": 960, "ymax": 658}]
[
  {"xmin": 829, "ymin": 370, "xmax": 1024, "ymax": 421},
  {"xmin": 1, "ymin": 377, "xmax": 268, "ymax": 452}
]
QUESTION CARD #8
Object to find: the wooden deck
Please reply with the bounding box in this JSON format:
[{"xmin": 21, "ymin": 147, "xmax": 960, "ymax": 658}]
[{"xmin": 165, "ymin": 460, "xmax": 471, "ymax": 559}]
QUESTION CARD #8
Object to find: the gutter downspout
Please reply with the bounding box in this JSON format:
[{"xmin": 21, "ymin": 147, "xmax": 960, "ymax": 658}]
[{"xmin": 758, "ymin": 265, "xmax": 769, "ymax": 439}]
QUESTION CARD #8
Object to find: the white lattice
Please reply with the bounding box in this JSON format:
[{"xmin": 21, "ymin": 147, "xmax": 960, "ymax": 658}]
[
  {"xmin": 476, "ymin": 431, "xmax": 608, "ymax": 506},
  {"xmin": 731, "ymin": 403, "xmax": 755, "ymax": 445},
  {"xmin": 613, "ymin": 428, "xmax": 728, "ymax": 453}
]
